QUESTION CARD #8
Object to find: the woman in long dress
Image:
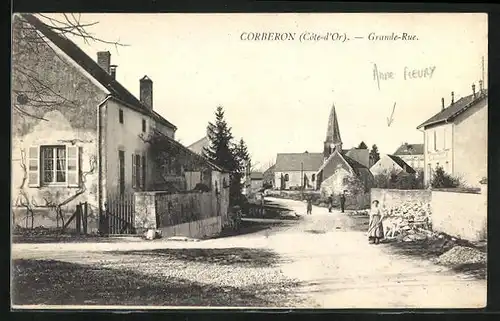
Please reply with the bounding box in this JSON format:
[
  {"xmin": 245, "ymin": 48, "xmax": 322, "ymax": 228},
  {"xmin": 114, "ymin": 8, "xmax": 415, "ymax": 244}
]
[{"xmin": 368, "ymin": 200, "xmax": 384, "ymax": 244}]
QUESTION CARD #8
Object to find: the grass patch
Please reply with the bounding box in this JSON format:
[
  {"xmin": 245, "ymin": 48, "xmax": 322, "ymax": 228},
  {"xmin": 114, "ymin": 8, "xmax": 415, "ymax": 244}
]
[{"xmin": 11, "ymin": 259, "xmax": 275, "ymax": 306}]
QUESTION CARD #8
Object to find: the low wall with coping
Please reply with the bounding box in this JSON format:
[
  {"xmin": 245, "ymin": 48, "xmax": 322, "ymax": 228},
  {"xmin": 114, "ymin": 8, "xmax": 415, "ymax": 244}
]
[
  {"xmin": 134, "ymin": 190, "xmax": 227, "ymax": 239},
  {"xmin": 431, "ymin": 187, "xmax": 487, "ymax": 242}
]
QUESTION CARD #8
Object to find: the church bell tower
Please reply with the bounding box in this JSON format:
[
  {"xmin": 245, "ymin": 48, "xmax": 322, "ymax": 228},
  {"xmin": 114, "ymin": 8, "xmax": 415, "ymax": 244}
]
[{"xmin": 323, "ymin": 103, "xmax": 343, "ymax": 161}]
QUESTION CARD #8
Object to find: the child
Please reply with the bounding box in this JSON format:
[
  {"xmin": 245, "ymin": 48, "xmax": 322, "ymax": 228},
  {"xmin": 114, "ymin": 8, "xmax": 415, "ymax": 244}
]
[{"xmin": 306, "ymin": 198, "xmax": 313, "ymax": 215}]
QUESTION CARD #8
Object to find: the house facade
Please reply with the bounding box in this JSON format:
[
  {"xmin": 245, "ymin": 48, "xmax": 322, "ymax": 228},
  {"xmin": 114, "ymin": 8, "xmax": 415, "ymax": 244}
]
[
  {"xmin": 249, "ymin": 172, "xmax": 264, "ymax": 191},
  {"xmin": 370, "ymin": 154, "xmax": 416, "ymax": 177},
  {"xmin": 417, "ymin": 85, "xmax": 488, "ymax": 188},
  {"xmin": 393, "ymin": 143, "xmax": 424, "ymax": 171},
  {"xmin": 274, "ymin": 152, "xmax": 323, "ymax": 190},
  {"xmin": 11, "ymin": 14, "xmax": 227, "ymax": 232}
]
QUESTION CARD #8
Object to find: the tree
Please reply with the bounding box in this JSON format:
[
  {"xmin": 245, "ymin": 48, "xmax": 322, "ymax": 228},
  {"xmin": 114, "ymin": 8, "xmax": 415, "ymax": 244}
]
[
  {"xmin": 203, "ymin": 106, "xmax": 238, "ymax": 171},
  {"xmin": 369, "ymin": 144, "xmax": 380, "ymax": 165},
  {"xmin": 203, "ymin": 106, "xmax": 249, "ymax": 206},
  {"xmin": 234, "ymin": 138, "xmax": 250, "ymax": 174},
  {"xmin": 12, "ymin": 13, "xmax": 126, "ymax": 122},
  {"xmin": 357, "ymin": 141, "xmax": 368, "ymax": 149}
]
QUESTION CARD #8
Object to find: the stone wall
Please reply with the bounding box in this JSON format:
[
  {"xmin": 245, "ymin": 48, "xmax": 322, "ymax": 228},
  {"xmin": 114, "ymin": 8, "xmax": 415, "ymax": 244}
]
[
  {"xmin": 134, "ymin": 190, "xmax": 228, "ymax": 238},
  {"xmin": 431, "ymin": 187, "xmax": 487, "ymax": 242},
  {"xmin": 371, "ymin": 188, "xmax": 432, "ymax": 209}
]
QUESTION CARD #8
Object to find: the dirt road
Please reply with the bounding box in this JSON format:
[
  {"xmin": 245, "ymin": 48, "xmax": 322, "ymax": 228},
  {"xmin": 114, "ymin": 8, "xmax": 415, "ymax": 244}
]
[{"xmin": 12, "ymin": 197, "xmax": 486, "ymax": 308}]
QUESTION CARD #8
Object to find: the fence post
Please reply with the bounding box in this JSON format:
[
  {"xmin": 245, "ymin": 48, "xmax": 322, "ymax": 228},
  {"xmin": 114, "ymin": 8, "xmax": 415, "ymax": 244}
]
[
  {"xmin": 76, "ymin": 203, "xmax": 82, "ymax": 234},
  {"xmin": 83, "ymin": 202, "xmax": 88, "ymax": 235}
]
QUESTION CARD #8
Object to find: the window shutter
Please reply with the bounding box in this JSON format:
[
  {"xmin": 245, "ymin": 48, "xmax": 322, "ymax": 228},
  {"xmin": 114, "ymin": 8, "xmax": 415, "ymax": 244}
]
[
  {"xmin": 141, "ymin": 155, "xmax": 146, "ymax": 189},
  {"xmin": 66, "ymin": 146, "xmax": 80, "ymax": 187},
  {"xmin": 132, "ymin": 154, "xmax": 137, "ymax": 189},
  {"xmin": 27, "ymin": 146, "xmax": 40, "ymax": 187}
]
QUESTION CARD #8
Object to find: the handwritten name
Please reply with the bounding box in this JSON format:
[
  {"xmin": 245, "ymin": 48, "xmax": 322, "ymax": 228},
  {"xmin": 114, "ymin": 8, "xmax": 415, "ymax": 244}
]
[{"xmin": 373, "ymin": 63, "xmax": 436, "ymax": 90}]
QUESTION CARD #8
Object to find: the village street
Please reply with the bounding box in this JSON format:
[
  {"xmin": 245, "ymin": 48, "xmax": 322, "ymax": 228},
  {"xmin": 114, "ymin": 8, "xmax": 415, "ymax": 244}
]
[{"xmin": 12, "ymin": 197, "xmax": 486, "ymax": 308}]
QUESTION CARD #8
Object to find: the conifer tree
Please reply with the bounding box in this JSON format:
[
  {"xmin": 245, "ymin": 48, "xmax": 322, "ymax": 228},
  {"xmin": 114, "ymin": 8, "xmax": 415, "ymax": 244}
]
[
  {"xmin": 202, "ymin": 106, "xmax": 238, "ymax": 172},
  {"xmin": 369, "ymin": 144, "xmax": 380, "ymax": 165}
]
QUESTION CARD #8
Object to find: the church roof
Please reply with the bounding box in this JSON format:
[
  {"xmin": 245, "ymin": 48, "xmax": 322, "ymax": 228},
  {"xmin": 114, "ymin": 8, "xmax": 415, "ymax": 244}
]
[
  {"xmin": 325, "ymin": 103, "xmax": 342, "ymax": 145},
  {"xmin": 275, "ymin": 152, "xmax": 324, "ymax": 172}
]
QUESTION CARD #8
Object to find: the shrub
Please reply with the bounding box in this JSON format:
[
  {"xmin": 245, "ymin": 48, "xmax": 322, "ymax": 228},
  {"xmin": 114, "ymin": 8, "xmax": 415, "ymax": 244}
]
[
  {"xmin": 374, "ymin": 169, "xmax": 424, "ymax": 190},
  {"xmin": 431, "ymin": 166, "xmax": 460, "ymax": 188}
]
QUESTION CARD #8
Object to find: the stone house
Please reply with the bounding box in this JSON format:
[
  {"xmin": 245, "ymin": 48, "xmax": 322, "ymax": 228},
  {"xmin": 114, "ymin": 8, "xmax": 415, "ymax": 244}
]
[
  {"xmin": 274, "ymin": 152, "xmax": 324, "ymax": 190},
  {"xmin": 370, "ymin": 154, "xmax": 416, "ymax": 177},
  {"xmin": 417, "ymin": 84, "xmax": 488, "ymax": 188},
  {"xmin": 249, "ymin": 172, "xmax": 264, "ymax": 191},
  {"xmin": 11, "ymin": 14, "xmax": 227, "ymax": 231},
  {"xmin": 393, "ymin": 143, "xmax": 424, "ymax": 171}
]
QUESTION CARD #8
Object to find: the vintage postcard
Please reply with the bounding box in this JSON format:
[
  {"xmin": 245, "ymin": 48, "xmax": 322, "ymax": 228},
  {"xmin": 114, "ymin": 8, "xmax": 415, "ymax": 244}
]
[{"xmin": 11, "ymin": 13, "xmax": 487, "ymax": 309}]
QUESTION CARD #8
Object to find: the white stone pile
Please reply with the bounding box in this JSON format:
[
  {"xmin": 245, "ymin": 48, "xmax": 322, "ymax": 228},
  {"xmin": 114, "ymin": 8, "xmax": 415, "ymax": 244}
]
[{"xmin": 381, "ymin": 200, "xmax": 432, "ymax": 241}]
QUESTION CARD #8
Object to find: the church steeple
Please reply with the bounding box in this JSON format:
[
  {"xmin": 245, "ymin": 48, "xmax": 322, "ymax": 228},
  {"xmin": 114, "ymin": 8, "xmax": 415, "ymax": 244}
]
[{"xmin": 323, "ymin": 103, "xmax": 343, "ymax": 159}]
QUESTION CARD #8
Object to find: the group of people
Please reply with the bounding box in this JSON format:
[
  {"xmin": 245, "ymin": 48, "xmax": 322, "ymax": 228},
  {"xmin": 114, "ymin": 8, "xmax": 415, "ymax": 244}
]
[{"xmin": 305, "ymin": 192, "xmax": 385, "ymax": 245}]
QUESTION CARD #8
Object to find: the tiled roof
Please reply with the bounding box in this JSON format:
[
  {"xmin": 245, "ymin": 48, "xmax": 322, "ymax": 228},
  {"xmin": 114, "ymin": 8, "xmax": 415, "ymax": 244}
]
[
  {"xmin": 387, "ymin": 155, "xmax": 416, "ymax": 174},
  {"xmin": 274, "ymin": 152, "xmax": 324, "ymax": 172},
  {"xmin": 317, "ymin": 149, "xmax": 369, "ymax": 176},
  {"xmin": 20, "ymin": 13, "xmax": 176, "ymax": 130},
  {"xmin": 393, "ymin": 143, "xmax": 424, "ymax": 155},
  {"xmin": 417, "ymin": 91, "xmax": 488, "ymax": 129}
]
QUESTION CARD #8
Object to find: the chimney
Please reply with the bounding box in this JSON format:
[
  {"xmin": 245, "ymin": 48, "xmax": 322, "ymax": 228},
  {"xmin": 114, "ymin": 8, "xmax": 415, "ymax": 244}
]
[
  {"xmin": 97, "ymin": 51, "xmax": 111, "ymax": 74},
  {"xmin": 472, "ymin": 83, "xmax": 476, "ymax": 98},
  {"xmin": 441, "ymin": 97, "xmax": 445, "ymax": 110},
  {"xmin": 451, "ymin": 91, "xmax": 455, "ymax": 105},
  {"xmin": 140, "ymin": 76, "xmax": 153, "ymax": 110},
  {"xmin": 109, "ymin": 65, "xmax": 117, "ymax": 79},
  {"xmin": 479, "ymin": 80, "xmax": 484, "ymax": 93}
]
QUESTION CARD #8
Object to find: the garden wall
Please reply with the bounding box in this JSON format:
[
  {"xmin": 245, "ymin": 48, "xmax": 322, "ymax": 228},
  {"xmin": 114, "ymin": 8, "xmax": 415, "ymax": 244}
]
[
  {"xmin": 134, "ymin": 190, "xmax": 227, "ymax": 239},
  {"xmin": 431, "ymin": 187, "xmax": 487, "ymax": 242},
  {"xmin": 371, "ymin": 188, "xmax": 432, "ymax": 209}
]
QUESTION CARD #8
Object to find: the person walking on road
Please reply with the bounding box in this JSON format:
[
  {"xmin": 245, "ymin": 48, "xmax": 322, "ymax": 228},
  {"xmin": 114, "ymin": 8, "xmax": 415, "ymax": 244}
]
[
  {"xmin": 327, "ymin": 194, "xmax": 334, "ymax": 212},
  {"xmin": 368, "ymin": 200, "xmax": 384, "ymax": 244},
  {"xmin": 339, "ymin": 191, "xmax": 346, "ymax": 213},
  {"xmin": 306, "ymin": 197, "xmax": 313, "ymax": 215}
]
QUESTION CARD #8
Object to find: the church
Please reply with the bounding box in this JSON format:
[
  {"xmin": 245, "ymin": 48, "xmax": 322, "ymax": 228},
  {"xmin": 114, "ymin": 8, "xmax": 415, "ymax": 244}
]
[{"xmin": 273, "ymin": 103, "xmax": 374, "ymax": 195}]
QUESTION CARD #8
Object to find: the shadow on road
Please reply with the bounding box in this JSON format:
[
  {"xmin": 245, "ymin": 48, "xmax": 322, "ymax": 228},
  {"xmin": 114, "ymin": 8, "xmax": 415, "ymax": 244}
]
[
  {"xmin": 11, "ymin": 259, "xmax": 273, "ymax": 306},
  {"xmin": 107, "ymin": 247, "xmax": 288, "ymax": 267}
]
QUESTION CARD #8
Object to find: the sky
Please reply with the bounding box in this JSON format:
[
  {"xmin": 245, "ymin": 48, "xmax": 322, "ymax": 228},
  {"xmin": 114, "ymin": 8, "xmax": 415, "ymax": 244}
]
[{"xmin": 53, "ymin": 13, "xmax": 487, "ymax": 171}]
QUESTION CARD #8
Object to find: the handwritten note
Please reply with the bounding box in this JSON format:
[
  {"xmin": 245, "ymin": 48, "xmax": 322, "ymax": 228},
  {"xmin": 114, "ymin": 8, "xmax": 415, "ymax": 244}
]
[{"xmin": 373, "ymin": 63, "xmax": 436, "ymax": 90}]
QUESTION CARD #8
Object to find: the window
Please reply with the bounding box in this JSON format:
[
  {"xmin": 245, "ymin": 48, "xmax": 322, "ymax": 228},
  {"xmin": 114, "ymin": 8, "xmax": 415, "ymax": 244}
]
[
  {"xmin": 426, "ymin": 132, "xmax": 432, "ymax": 152},
  {"xmin": 28, "ymin": 145, "xmax": 80, "ymax": 187},
  {"xmin": 119, "ymin": 109, "xmax": 124, "ymax": 124},
  {"xmin": 444, "ymin": 126, "xmax": 452, "ymax": 150},
  {"xmin": 311, "ymin": 174, "xmax": 316, "ymax": 182},
  {"xmin": 343, "ymin": 177, "xmax": 349, "ymax": 185},
  {"xmin": 433, "ymin": 130, "xmax": 437, "ymax": 151},
  {"xmin": 142, "ymin": 119, "xmax": 146, "ymax": 133},
  {"xmin": 284, "ymin": 174, "xmax": 289, "ymax": 181},
  {"xmin": 42, "ymin": 146, "xmax": 66, "ymax": 184}
]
